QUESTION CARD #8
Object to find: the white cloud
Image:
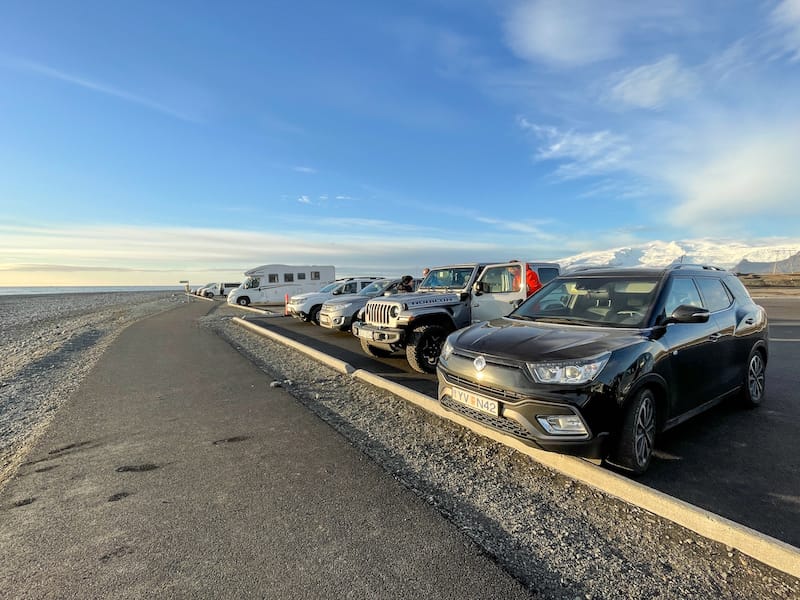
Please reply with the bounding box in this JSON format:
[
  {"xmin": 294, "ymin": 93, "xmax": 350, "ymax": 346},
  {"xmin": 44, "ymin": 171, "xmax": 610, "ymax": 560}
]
[
  {"xmin": 770, "ymin": 0, "xmax": 800, "ymax": 61},
  {"xmin": 503, "ymin": 0, "xmax": 625, "ymax": 67},
  {"xmin": 335, "ymin": 195, "xmax": 354, "ymax": 201},
  {"xmin": 293, "ymin": 166, "xmax": 317, "ymax": 174},
  {"xmin": 297, "ymin": 195, "xmax": 312, "ymax": 204},
  {"xmin": 668, "ymin": 127, "xmax": 800, "ymax": 226},
  {"xmin": 519, "ymin": 118, "xmax": 631, "ymax": 178},
  {"xmin": 608, "ymin": 55, "xmax": 698, "ymax": 109},
  {"xmin": 475, "ymin": 217, "xmax": 557, "ymax": 240}
]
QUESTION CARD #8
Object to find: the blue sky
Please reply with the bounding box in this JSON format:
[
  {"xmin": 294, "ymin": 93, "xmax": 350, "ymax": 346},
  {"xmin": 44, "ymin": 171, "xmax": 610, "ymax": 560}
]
[{"xmin": 1, "ymin": 0, "xmax": 800, "ymax": 285}]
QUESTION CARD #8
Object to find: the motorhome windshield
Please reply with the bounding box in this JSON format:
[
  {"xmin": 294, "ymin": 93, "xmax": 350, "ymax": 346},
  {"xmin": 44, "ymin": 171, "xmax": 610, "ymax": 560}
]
[{"xmin": 243, "ymin": 276, "xmax": 259, "ymax": 289}]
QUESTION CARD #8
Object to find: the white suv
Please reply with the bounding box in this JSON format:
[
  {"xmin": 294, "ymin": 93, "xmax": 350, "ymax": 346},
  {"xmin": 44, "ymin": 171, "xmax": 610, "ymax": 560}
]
[{"xmin": 287, "ymin": 277, "xmax": 380, "ymax": 324}]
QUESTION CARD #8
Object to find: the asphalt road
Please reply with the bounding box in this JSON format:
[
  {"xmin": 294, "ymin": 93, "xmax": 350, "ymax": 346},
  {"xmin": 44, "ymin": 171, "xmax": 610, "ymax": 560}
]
[
  {"xmin": 0, "ymin": 300, "xmax": 530, "ymax": 599},
  {"xmin": 242, "ymin": 297, "xmax": 800, "ymax": 548}
]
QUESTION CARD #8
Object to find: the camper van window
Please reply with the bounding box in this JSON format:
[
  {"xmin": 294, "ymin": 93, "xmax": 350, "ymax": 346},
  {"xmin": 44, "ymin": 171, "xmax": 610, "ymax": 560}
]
[
  {"xmin": 246, "ymin": 277, "xmax": 260, "ymax": 289},
  {"xmin": 284, "ymin": 273, "xmax": 294, "ymax": 282},
  {"xmin": 268, "ymin": 274, "xmax": 278, "ymax": 283},
  {"xmin": 311, "ymin": 271, "xmax": 320, "ymax": 280},
  {"xmin": 297, "ymin": 272, "xmax": 306, "ymax": 280}
]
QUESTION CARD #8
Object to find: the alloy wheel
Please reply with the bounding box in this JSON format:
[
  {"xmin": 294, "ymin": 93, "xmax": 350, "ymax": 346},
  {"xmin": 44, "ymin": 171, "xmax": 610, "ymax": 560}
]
[
  {"xmin": 634, "ymin": 396, "xmax": 656, "ymax": 467},
  {"xmin": 748, "ymin": 353, "xmax": 765, "ymax": 403}
]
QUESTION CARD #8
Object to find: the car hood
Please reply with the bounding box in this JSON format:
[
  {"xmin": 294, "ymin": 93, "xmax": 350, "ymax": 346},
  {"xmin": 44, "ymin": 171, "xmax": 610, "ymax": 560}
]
[
  {"xmin": 451, "ymin": 317, "xmax": 646, "ymax": 362},
  {"xmin": 290, "ymin": 292, "xmax": 326, "ymax": 302},
  {"xmin": 323, "ymin": 294, "xmax": 370, "ymax": 307}
]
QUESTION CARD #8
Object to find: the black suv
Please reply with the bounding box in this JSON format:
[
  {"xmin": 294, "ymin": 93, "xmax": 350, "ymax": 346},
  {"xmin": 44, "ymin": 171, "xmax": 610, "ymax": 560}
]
[{"xmin": 436, "ymin": 265, "xmax": 768, "ymax": 474}]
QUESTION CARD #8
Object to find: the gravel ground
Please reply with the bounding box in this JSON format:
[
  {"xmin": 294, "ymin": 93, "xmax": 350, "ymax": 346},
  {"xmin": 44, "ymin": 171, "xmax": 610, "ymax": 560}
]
[
  {"xmin": 0, "ymin": 291, "xmax": 186, "ymax": 484},
  {"xmin": 203, "ymin": 306, "xmax": 799, "ymax": 600},
  {"xmin": 1, "ymin": 296, "xmax": 797, "ymax": 599}
]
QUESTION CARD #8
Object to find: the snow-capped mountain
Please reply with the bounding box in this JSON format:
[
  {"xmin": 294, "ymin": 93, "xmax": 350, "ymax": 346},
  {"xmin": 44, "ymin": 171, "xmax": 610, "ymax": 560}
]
[{"xmin": 557, "ymin": 240, "xmax": 800, "ymax": 273}]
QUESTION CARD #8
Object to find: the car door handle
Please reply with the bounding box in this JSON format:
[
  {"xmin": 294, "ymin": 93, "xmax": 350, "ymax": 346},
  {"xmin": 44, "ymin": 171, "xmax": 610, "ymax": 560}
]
[
  {"xmin": 744, "ymin": 318, "xmax": 755, "ymax": 325},
  {"xmin": 708, "ymin": 333, "xmax": 721, "ymax": 342}
]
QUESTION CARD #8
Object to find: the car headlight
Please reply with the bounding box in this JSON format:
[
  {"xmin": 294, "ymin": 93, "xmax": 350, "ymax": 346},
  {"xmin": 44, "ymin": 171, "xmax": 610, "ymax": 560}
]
[
  {"xmin": 527, "ymin": 353, "xmax": 610, "ymax": 385},
  {"xmin": 389, "ymin": 305, "xmax": 400, "ymax": 318},
  {"xmin": 440, "ymin": 338, "xmax": 454, "ymax": 360}
]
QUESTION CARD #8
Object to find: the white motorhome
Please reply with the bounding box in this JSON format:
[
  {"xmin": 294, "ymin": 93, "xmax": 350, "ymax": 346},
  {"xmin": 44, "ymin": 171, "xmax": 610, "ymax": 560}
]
[{"xmin": 227, "ymin": 264, "xmax": 335, "ymax": 306}]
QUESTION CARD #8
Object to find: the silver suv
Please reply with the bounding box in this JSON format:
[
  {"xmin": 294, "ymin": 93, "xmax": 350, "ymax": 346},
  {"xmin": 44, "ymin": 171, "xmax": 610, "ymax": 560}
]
[{"xmin": 319, "ymin": 278, "xmax": 418, "ymax": 331}]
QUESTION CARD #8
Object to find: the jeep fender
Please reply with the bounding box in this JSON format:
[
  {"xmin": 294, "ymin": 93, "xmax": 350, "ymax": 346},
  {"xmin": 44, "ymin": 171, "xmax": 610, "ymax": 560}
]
[{"xmin": 405, "ymin": 311, "xmax": 457, "ymax": 334}]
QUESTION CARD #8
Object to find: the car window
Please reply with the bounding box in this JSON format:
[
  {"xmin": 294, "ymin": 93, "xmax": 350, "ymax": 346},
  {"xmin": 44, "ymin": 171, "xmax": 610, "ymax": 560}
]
[
  {"xmin": 662, "ymin": 277, "xmax": 703, "ymax": 317},
  {"xmin": 481, "ymin": 265, "xmax": 520, "ymax": 293},
  {"xmin": 513, "ymin": 276, "xmax": 659, "ymax": 327},
  {"xmin": 420, "ymin": 267, "xmax": 475, "ymax": 290},
  {"xmin": 342, "ymin": 282, "xmax": 357, "ymax": 294},
  {"xmin": 724, "ymin": 275, "xmax": 752, "ymax": 302},
  {"xmin": 538, "ymin": 267, "xmax": 560, "ymax": 284},
  {"xmin": 696, "ymin": 277, "xmax": 733, "ymax": 312}
]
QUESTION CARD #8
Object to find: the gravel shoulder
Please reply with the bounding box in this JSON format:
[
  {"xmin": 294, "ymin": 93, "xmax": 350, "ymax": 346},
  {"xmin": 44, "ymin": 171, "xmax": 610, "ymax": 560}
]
[
  {"xmin": 0, "ymin": 291, "xmax": 187, "ymax": 485},
  {"xmin": 204, "ymin": 305, "xmax": 799, "ymax": 600}
]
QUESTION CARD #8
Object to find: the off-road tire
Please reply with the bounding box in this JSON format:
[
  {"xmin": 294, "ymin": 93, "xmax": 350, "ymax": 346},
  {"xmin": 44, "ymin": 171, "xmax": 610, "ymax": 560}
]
[
  {"xmin": 406, "ymin": 324, "xmax": 448, "ymax": 374},
  {"xmin": 360, "ymin": 337, "xmax": 393, "ymax": 358}
]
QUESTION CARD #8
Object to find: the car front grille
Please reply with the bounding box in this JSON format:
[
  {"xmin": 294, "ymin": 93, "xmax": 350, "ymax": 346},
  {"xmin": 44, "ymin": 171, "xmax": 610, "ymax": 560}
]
[
  {"xmin": 365, "ymin": 301, "xmax": 395, "ymax": 326},
  {"xmin": 440, "ymin": 395, "xmax": 536, "ymax": 442},
  {"xmin": 444, "ymin": 373, "xmax": 526, "ymax": 401}
]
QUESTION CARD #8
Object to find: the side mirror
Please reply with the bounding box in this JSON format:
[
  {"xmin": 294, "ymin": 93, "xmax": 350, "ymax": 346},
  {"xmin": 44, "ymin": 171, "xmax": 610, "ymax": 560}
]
[
  {"xmin": 473, "ymin": 281, "xmax": 487, "ymax": 295},
  {"xmin": 668, "ymin": 305, "xmax": 710, "ymax": 324},
  {"xmin": 332, "ymin": 290, "xmax": 341, "ymax": 295}
]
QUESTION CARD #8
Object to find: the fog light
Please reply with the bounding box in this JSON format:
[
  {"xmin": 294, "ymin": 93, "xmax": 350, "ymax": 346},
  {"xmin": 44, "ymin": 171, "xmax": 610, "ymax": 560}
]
[{"xmin": 537, "ymin": 415, "xmax": 587, "ymax": 435}]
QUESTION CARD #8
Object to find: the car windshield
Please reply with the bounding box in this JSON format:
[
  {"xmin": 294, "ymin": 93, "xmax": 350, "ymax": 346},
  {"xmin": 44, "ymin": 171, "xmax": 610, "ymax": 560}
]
[
  {"xmin": 358, "ymin": 280, "xmax": 390, "ymax": 296},
  {"xmin": 318, "ymin": 282, "xmax": 339, "ymax": 293},
  {"xmin": 419, "ymin": 267, "xmax": 475, "ymax": 290},
  {"xmin": 510, "ymin": 276, "xmax": 660, "ymax": 328}
]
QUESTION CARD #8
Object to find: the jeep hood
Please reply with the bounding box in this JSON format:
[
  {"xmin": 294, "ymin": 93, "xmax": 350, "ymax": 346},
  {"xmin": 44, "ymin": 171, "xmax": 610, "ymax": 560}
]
[
  {"xmin": 451, "ymin": 317, "xmax": 645, "ymax": 362},
  {"xmin": 373, "ymin": 291, "xmax": 462, "ymax": 307}
]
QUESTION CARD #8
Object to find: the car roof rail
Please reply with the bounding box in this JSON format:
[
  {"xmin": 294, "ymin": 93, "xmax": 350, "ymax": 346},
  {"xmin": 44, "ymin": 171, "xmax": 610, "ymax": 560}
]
[{"xmin": 668, "ymin": 263, "xmax": 726, "ymax": 272}]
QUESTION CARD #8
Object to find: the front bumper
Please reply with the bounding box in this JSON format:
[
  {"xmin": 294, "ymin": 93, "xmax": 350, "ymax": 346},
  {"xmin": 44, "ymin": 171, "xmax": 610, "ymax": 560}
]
[
  {"xmin": 352, "ymin": 322, "xmax": 406, "ymax": 345},
  {"xmin": 286, "ymin": 305, "xmax": 306, "ymax": 319},
  {"xmin": 437, "ymin": 368, "xmax": 608, "ymax": 458},
  {"xmin": 319, "ymin": 310, "xmax": 350, "ymax": 330}
]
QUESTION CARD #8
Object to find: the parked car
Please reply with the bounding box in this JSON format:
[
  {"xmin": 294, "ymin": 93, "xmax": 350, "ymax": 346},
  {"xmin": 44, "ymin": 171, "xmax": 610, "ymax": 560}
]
[
  {"xmin": 319, "ymin": 278, "xmax": 419, "ymax": 331},
  {"xmin": 218, "ymin": 282, "xmax": 241, "ymax": 296},
  {"xmin": 198, "ymin": 283, "xmax": 219, "ymax": 298},
  {"xmin": 436, "ymin": 264, "xmax": 768, "ymax": 474},
  {"xmin": 353, "ymin": 262, "xmax": 560, "ymax": 373},
  {"xmin": 287, "ymin": 277, "xmax": 381, "ymax": 324}
]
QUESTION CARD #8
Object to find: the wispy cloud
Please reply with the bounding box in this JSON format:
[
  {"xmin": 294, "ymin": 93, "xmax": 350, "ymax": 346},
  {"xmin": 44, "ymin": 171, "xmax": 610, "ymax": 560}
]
[
  {"xmin": 475, "ymin": 217, "xmax": 557, "ymax": 240},
  {"xmin": 770, "ymin": 0, "xmax": 800, "ymax": 61},
  {"xmin": 293, "ymin": 166, "xmax": 317, "ymax": 174},
  {"xmin": 519, "ymin": 118, "xmax": 631, "ymax": 179},
  {"xmin": 1, "ymin": 56, "xmax": 198, "ymax": 122},
  {"xmin": 607, "ymin": 55, "xmax": 698, "ymax": 109},
  {"xmin": 297, "ymin": 195, "xmax": 312, "ymax": 204}
]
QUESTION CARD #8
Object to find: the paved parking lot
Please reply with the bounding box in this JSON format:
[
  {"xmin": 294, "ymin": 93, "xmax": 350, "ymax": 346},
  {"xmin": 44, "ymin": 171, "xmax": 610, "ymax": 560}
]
[{"xmin": 241, "ymin": 297, "xmax": 800, "ymax": 547}]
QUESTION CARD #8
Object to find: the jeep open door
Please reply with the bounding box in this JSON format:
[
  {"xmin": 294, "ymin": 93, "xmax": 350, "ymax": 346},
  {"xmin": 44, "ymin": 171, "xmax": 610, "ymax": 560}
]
[{"xmin": 470, "ymin": 262, "xmax": 529, "ymax": 324}]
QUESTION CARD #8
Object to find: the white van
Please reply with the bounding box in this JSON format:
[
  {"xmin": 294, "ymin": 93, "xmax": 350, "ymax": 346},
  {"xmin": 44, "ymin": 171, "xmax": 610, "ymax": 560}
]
[
  {"xmin": 217, "ymin": 282, "xmax": 241, "ymax": 296},
  {"xmin": 227, "ymin": 265, "xmax": 335, "ymax": 306}
]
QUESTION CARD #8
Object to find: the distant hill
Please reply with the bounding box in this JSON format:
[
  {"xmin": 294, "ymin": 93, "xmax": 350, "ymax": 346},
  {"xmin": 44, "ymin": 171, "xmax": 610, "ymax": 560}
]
[
  {"xmin": 558, "ymin": 240, "xmax": 800, "ymax": 273},
  {"xmin": 733, "ymin": 251, "xmax": 800, "ymax": 274}
]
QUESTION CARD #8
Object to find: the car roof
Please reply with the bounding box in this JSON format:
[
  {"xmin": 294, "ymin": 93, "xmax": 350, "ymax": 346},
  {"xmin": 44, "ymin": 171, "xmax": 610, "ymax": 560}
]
[{"xmin": 562, "ymin": 264, "xmax": 729, "ymax": 278}]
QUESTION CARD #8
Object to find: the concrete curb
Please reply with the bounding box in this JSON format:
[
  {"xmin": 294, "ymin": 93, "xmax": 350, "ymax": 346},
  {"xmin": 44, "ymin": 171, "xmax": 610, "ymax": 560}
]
[
  {"xmin": 229, "ymin": 304, "xmax": 273, "ymax": 315},
  {"xmin": 232, "ymin": 317, "xmax": 800, "ymax": 579},
  {"xmin": 184, "ymin": 293, "xmax": 214, "ymax": 303}
]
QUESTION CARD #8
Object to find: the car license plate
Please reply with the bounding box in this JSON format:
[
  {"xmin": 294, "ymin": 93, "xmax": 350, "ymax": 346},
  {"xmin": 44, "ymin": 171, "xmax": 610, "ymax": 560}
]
[{"xmin": 450, "ymin": 386, "xmax": 499, "ymax": 416}]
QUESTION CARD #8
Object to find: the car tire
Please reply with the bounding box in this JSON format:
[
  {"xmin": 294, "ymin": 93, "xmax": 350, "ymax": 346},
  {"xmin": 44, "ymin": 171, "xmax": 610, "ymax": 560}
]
[
  {"xmin": 406, "ymin": 324, "xmax": 447, "ymax": 374},
  {"xmin": 310, "ymin": 305, "xmax": 321, "ymax": 325},
  {"xmin": 610, "ymin": 387, "xmax": 657, "ymax": 475},
  {"xmin": 237, "ymin": 297, "xmax": 250, "ymax": 306},
  {"xmin": 741, "ymin": 348, "xmax": 766, "ymax": 408},
  {"xmin": 360, "ymin": 337, "xmax": 393, "ymax": 358}
]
